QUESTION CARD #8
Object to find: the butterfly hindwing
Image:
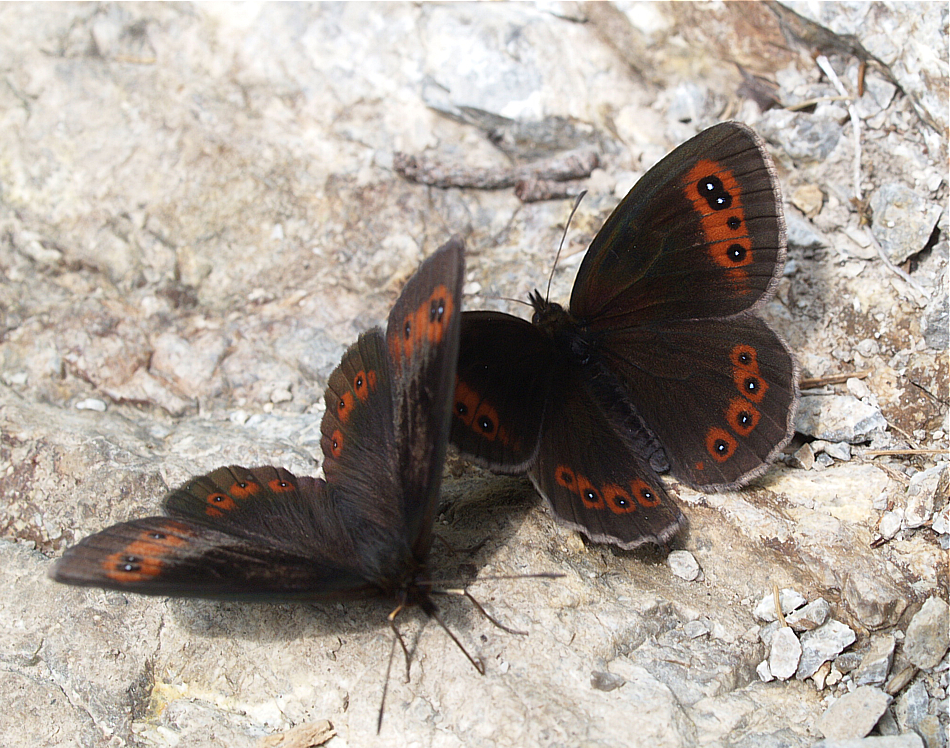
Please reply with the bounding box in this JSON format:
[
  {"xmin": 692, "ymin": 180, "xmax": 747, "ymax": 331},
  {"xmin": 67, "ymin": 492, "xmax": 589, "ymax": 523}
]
[
  {"xmin": 529, "ymin": 364, "xmax": 686, "ymax": 550},
  {"xmin": 321, "ymin": 330, "xmax": 402, "ymax": 531},
  {"xmin": 572, "ymin": 122, "xmax": 785, "ymax": 325},
  {"xmin": 451, "ymin": 311, "xmax": 553, "ymax": 472},
  {"xmin": 600, "ymin": 314, "xmax": 798, "ymax": 488}
]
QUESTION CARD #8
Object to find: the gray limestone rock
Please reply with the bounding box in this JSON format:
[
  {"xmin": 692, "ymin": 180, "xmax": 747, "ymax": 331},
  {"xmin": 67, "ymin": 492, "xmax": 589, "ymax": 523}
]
[
  {"xmin": 798, "ymin": 620, "xmax": 857, "ymax": 679},
  {"xmin": 903, "ymin": 597, "xmax": 950, "ymax": 670},
  {"xmin": 795, "ymin": 395, "xmax": 888, "ymax": 444},
  {"xmin": 816, "ymin": 686, "xmax": 892, "ymax": 739}
]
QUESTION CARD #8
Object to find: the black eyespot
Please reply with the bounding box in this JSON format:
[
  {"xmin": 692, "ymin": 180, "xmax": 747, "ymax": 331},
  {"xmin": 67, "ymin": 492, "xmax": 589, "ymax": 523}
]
[
  {"xmin": 278, "ymin": 481, "xmax": 289, "ymax": 487},
  {"xmin": 745, "ymin": 378, "xmax": 759, "ymax": 393},
  {"xmin": 738, "ymin": 411, "xmax": 751, "ymax": 426},
  {"xmin": 700, "ymin": 175, "xmax": 732, "ymax": 211},
  {"xmin": 715, "ymin": 440, "xmax": 729, "ymax": 455},
  {"xmin": 739, "ymin": 352, "xmax": 751, "ymax": 364},
  {"xmin": 355, "ymin": 375, "xmax": 363, "ymax": 388},
  {"xmin": 728, "ymin": 244, "xmax": 747, "ymax": 263},
  {"xmin": 430, "ymin": 298, "xmax": 445, "ymax": 322},
  {"xmin": 121, "ymin": 562, "xmax": 141, "ymax": 572},
  {"xmin": 585, "ymin": 490, "xmax": 597, "ymax": 502},
  {"xmin": 478, "ymin": 416, "xmax": 494, "ymax": 432},
  {"xmin": 456, "ymin": 402, "xmax": 468, "ymax": 416},
  {"xmin": 616, "ymin": 495, "xmax": 629, "ymax": 507},
  {"xmin": 212, "ymin": 495, "xmax": 225, "ymax": 503},
  {"xmin": 641, "ymin": 490, "xmax": 653, "ymax": 501},
  {"xmin": 148, "ymin": 532, "xmax": 165, "ymax": 540},
  {"xmin": 727, "ymin": 216, "xmax": 741, "ymax": 230},
  {"xmin": 237, "ymin": 482, "xmax": 247, "ymax": 488},
  {"xmin": 404, "ymin": 320, "xmax": 411, "ymax": 338}
]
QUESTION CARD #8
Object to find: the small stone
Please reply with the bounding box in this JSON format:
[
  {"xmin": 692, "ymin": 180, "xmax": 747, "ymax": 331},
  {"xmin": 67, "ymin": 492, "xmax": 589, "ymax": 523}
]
[
  {"xmin": 684, "ymin": 620, "xmax": 709, "ymax": 639},
  {"xmin": 894, "ymin": 680, "xmax": 929, "ymax": 733},
  {"xmin": 916, "ymin": 714, "xmax": 946, "ymax": 748},
  {"xmin": 879, "ymin": 511, "xmax": 903, "ymax": 540},
  {"xmin": 797, "ymin": 620, "xmax": 857, "ymax": 679},
  {"xmin": 795, "ymin": 395, "xmax": 888, "ymax": 444},
  {"xmin": 770, "ymin": 626, "xmax": 803, "ymax": 681},
  {"xmin": 870, "ymin": 182, "xmax": 944, "ymax": 265},
  {"xmin": 590, "ymin": 671, "xmax": 625, "ymax": 692},
  {"xmin": 854, "ymin": 635, "xmax": 896, "ymax": 686},
  {"xmin": 903, "ymin": 597, "xmax": 950, "ymax": 669},
  {"xmin": 754, "ymin": 589, "xmax": 807, "ymax": 622},
  {"xmin": 816, "ymin": 685, "xmax": 892, "ymax": 739},
  {"xmin": 816, "ymin": 452, "xmax": 835, "ymax": 468},
  {"xmin": 791, "ymin": 183, "xmax": 824, "ymax": 217},
  {"xmin": 75, "ymin": 398, "xmax": 107, "ymax": 412},
  {"xmin": 667, "ymin": 550, "xmax": 701, "ymax": 581},
  {"xmin": 757, "ymin": 659, "xmax": 774, "ymax": 682},
  {"xmin": 270, "ymin": 386, "xmax": 293, "ymax": 404},
  {"xmin": 843, "ymin": 572, "xmax": 908, "ymax": 630},
  {"xmin": 904, "ymin": 465, "xmax": 945, "ymax": 529},
  {"xmin": 823, "ymin": 441, "xmax": 853, "ymax": 461},
  {"xmin": 792, "ymin": 442, "xmax": 816, "ymax": 470},
  {"xmin": 825, "ymin": 665, "xmax": 843, "ymax": 687},
  {"xmin": 835, "ymin": 651, "xmax": 865, "ymax": 674},
  {"xmin": 786, "ymin": 598, "xmax": 832, "ymax": 632},
  {"xmin": 847, "ymin": 377, "xmax": 872, "ymax": 400},
  {"xmin": 813, "ymin": 661, "xmax": 832, "ymax": 690}
]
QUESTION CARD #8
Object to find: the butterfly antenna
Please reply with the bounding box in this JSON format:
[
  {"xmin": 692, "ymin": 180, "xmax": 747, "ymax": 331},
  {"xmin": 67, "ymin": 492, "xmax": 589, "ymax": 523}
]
[{"xmin": 545, "ymin": 190, "xmax": 587, "ymax": 302}]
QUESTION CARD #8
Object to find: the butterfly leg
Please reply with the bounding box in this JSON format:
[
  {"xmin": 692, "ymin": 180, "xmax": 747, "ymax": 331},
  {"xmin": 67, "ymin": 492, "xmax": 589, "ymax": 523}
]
[{"xmin": 433, "ymin": 587, "xmax": 527, "ymax": 635}]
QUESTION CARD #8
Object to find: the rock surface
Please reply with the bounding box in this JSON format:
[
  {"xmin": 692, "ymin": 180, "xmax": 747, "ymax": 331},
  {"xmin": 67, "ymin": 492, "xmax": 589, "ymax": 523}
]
[{"xmin": 0, "ymin": 3, "xmax": 946, "ymax": 747}]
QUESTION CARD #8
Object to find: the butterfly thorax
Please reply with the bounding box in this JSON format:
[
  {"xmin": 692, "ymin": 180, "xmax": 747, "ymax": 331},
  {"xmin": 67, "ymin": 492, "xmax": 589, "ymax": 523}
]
[{"xmin": 529, "ymin": 291, "xmax": 597, "ymax": 366}]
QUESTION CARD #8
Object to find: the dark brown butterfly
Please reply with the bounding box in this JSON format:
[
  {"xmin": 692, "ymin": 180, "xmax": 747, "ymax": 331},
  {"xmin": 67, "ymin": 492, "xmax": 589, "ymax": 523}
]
[
  {"xmin": 52, "ymin": 237, "xmax": 467, "ymax": 633},
  {"xmin": 451, "ymin": 122, "xmax": 799, "ymax": 550}
]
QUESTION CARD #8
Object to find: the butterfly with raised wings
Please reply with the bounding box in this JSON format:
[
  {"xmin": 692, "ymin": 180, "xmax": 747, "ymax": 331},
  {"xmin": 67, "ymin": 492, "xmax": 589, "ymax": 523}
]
[
  {"xmin": 451, "ymin": 122, "xmax": 800, "ymax": 550},
  {"xmin": 52, "ymin": 238, "xmax": 468, "ymax": 634}
]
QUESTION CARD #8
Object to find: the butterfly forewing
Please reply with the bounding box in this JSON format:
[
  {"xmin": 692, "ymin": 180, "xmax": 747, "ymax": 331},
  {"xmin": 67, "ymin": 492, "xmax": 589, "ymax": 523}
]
[
  {"xmin": 571, "ymin": 122, "xmax": 785, "ymax": 325},
  {"xmin": 385, "ymin": 238, "xmax": 465, "ymax": 557},
  {"xmin": 51, "ymin": 509, "xmax": 374, "ymax": 601}
]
